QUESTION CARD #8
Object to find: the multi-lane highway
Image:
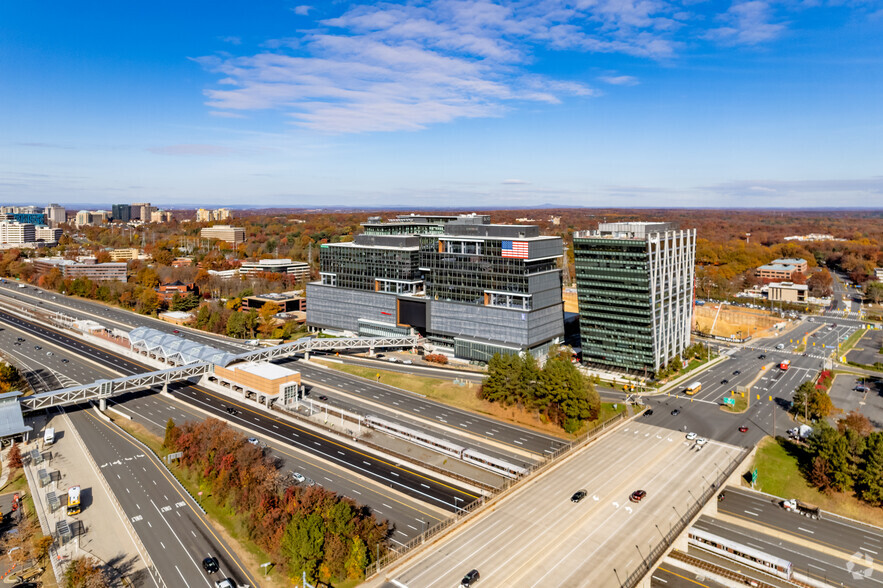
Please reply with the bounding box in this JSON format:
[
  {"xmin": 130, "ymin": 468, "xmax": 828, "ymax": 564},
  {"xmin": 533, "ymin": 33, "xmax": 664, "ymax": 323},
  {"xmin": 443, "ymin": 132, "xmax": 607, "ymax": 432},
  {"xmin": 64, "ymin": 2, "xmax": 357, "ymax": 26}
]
[
  {"xmin": 0, "ymin": 318, "xmax": 256, "ymax": 587},
  {"xmin": 0, "ymin": 307, "xmax": 476, "ymax": 527}
]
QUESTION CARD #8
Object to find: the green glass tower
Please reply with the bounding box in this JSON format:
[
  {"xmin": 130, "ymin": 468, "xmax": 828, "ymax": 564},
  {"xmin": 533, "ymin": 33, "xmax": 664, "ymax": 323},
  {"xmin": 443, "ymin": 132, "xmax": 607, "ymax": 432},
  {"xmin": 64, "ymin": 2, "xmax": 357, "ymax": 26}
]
[{"xmin": 573, "ymin": 222, "xmax": 696, "ymax": 375}]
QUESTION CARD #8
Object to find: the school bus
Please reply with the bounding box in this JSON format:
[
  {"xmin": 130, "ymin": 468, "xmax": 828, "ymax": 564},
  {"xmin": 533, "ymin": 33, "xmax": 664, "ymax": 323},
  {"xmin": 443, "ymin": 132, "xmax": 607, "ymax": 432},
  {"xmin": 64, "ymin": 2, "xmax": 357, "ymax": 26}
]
[{"xmin": 685, "ymin": 382, "xmax": 702, "ymax": 395}]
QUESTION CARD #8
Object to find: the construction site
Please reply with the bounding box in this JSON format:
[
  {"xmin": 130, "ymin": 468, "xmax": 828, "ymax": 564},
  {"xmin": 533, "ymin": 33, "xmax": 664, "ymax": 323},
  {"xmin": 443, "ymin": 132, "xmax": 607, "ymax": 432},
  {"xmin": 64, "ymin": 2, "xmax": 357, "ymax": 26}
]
[{"xmin": 692, "ymin": 304, "xmax": 784, "ymax": 340}]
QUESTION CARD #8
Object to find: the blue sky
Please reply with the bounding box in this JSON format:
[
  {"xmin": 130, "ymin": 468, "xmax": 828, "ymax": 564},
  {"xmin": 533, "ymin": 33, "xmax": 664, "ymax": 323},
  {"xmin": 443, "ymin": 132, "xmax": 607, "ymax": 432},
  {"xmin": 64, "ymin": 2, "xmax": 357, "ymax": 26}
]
[{"xmin": 2, "ymin": 0, "xmax": 882, "ymax": 209}]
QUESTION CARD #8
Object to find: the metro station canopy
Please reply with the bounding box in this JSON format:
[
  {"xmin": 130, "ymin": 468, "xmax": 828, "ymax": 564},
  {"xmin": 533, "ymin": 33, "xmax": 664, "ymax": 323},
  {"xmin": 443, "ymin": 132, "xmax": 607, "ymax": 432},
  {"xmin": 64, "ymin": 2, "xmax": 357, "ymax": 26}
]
[{"xmin": 128, "ymin": 326, "xmax": 236, "ymax": 366}]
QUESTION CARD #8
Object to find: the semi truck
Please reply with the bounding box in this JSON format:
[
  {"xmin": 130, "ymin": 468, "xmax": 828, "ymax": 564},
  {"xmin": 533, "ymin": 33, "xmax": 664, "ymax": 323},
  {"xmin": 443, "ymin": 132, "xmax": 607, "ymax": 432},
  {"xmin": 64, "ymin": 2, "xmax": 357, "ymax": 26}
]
[{"xmin": 781, "ymin": 498, "xmax": 821, "ymax": 519}]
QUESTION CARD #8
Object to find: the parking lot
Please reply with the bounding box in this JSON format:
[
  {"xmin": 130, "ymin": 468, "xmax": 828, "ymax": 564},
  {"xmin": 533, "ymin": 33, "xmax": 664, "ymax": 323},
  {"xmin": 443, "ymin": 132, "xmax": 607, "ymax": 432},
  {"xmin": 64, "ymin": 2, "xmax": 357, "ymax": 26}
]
[
  {"xmin": 828, "ymin": 374, "xmax": 883, "ymax": 429},
  {"xmin": 845, "ymin": 328, "xmax": 883, "ymax": 367}
]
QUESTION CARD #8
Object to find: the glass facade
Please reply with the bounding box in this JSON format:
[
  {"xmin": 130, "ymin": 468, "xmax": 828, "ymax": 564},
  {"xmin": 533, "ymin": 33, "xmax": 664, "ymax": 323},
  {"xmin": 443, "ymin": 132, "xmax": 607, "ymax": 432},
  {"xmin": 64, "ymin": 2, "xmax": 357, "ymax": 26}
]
[
  {"xmin": 574, "ymin": 224, "xmax": 696, "ymax": 375},
  {"xmin": 574, "ymin": 238, "xmax": 655, "ymax": 372},
  {"xmin": 319, "ymin": 244, "xmax": 420, "ymax": 292}
]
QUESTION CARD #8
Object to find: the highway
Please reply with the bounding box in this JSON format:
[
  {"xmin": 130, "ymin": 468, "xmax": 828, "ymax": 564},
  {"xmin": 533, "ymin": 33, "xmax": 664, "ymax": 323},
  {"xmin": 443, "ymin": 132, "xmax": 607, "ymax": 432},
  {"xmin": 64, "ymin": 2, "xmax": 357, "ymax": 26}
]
[
  {"xmin": 717, "ymin": 486, "xmax": 883, "ymax": 569},
  {"xmin": 287, "ymin": 359, "xmax": 565, "ymax": 461},
  {"xmin": 367, "ymin": 422, "xmax": 746, "ymax": 588},
  {"xmin": 0, "ymin": 321, "xmax": 257, "ymax": 587},
  {"xmin": 693, "ymin": 514, "xmax": 883, "ymax": 586},
  {"xmin": 0, "ymin": 308, "xmax": 476, "ymax": 525}
]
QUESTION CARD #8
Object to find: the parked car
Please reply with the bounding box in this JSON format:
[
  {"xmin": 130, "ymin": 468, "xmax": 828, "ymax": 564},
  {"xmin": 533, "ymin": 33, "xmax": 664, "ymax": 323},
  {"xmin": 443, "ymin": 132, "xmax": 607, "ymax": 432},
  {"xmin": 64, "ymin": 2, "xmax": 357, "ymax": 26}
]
[
  {"xmin": 696, "ymin": 438, "xmax": 708, "ymax": 446},
  {"xmin": 247, "ymin": 438, "xmax": 260, "ymax": 446},
  {"xmin": 571, "ymin": 489, "xmax": 588, "ymax": 503},
  {"xmin": 403, "ymin": 359, "xmax": 413, "ymax": 365},
  {"xmin": 686, "ymin": 432, "xmax": 697, "ymax": 440}
]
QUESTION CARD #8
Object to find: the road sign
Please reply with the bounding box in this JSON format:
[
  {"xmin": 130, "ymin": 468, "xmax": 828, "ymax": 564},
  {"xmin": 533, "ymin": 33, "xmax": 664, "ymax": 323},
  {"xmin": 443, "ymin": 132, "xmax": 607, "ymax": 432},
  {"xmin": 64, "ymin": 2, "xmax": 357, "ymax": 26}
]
[
  {"xmin": 723, "ymin": 397, "xmax": 735, "ymax": 406},
  {"xmin": 751, "ymin": 468, "xmax": 758, "ymax": 484}
]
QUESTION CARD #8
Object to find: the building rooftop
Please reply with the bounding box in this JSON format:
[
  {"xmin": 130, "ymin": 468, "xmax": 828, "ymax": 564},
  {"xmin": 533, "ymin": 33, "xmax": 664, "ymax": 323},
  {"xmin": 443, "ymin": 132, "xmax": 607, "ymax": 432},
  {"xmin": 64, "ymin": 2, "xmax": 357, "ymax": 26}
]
[
  {"xmin": 0, "ymin": 391, "xmax": 32, "ymax": 438},
  {"xmin": 769, "ymin": 281, "xmax": 808, "ymax": 291},
  {"xmin": 771, "ymin": 258, "xmax": 806, "ymax": 265},
  {"xmin": 231, "ymin": 361, "xmax": 299, "ymax": 381},
  {"xmin": 758, "ymin": 264, "xmax": 799, "ymax": 272},
  {"xmin": 247, "ymin": 292, "xmax": 303, "ymax": 301}
]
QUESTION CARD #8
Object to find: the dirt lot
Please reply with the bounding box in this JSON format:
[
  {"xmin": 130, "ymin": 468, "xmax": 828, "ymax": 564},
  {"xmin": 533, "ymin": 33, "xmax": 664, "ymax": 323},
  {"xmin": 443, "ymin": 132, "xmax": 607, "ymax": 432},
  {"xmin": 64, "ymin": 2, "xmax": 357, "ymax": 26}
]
[
  {"xmin": 563, "ymin": 288, "xmax": 579, "ymax": 313},
  {"xmin": 693, "ymin": 304, "xmax": 782, "ymax": 338}
]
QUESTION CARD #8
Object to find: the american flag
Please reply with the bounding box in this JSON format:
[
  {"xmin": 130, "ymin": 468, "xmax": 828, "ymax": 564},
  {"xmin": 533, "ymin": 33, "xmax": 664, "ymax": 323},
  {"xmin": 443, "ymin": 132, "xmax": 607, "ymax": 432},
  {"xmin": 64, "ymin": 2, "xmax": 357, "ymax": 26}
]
[{"xmin": 501, "ymin": 240, "xmax": 529, "ymax": 259}]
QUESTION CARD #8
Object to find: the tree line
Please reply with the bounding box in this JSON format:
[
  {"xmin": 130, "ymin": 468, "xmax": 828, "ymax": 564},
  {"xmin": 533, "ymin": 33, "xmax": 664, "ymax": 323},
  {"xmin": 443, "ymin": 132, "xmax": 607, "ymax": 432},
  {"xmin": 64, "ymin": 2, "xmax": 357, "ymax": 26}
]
[
  {"xmin": 479, "ymin": 348, "xmax": 600, "ymax": 433},
  {"xmin": 164, "ymin": 418, "xmax": 387, "ymax": 584},
  {"xmin": 803, "ymin": 413, "xmax": 883, "ymax": 505}
]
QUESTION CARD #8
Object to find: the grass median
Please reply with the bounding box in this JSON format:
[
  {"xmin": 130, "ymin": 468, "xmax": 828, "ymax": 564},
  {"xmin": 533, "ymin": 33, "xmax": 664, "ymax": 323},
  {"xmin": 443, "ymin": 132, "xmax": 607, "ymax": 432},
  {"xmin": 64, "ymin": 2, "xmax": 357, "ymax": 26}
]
[
  {"xmin": 752, "ymin": 436, "xmax": 883, "ymax": 527},
  {"xmin": 313, "ymin": 360, "xmax": 573, "ymax": 438}
]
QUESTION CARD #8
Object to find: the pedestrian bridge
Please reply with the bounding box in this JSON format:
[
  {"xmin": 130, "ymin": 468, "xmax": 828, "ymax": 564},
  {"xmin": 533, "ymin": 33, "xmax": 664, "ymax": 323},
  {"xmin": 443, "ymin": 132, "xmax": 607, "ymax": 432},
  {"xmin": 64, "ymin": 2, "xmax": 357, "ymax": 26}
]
[{"xmin": 19, "ymin": 331, "xmax": 421, "ymax": 412}]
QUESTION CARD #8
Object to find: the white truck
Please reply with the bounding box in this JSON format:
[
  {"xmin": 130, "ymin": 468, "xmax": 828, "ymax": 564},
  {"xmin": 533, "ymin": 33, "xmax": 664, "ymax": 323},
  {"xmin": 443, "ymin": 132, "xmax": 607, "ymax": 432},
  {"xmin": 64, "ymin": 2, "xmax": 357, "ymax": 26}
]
[
  {"xmin": 781, "ymin": 498, "xmax": 821, "ymax": 519},
  {"xmin": 43, "ymin": 427, "xmax": 55, "ymax": 446}
]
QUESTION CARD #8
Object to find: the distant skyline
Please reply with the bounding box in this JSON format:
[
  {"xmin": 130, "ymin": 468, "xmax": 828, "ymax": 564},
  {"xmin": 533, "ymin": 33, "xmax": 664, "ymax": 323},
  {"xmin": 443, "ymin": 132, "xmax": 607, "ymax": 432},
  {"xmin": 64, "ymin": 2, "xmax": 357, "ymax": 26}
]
[{"xmin": 2, "ymin": 1, "xmax": 882, "ymax": 208}]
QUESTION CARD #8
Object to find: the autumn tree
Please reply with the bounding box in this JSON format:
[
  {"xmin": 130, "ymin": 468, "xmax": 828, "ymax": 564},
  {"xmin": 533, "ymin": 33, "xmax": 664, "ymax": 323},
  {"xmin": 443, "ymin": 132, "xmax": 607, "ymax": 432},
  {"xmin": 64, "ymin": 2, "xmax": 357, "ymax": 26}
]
[
  {"xmin": 838, "ymin": 411, "xmax": 873, "ymax": 437},
  {"xmin": 163, "ymin": 418, "xmax": 178, "ymax": 449},
  {"xmin": 63, "ymin": 555, "xmax": 112, "ymax": 588},
  {"xmin": 866, "ymin": 282, "xmax": 883, "ymax": 304},
  {"xmin": 8, "ymin": 442, "xmax": 22, "ymax": 470},
  {"xmin": 258, "ymin": 302, "xmax": 281, "ymax": 337},
  {"xmin": 807, "ymin": 268, "xmax": 833, "ymax": 297}
]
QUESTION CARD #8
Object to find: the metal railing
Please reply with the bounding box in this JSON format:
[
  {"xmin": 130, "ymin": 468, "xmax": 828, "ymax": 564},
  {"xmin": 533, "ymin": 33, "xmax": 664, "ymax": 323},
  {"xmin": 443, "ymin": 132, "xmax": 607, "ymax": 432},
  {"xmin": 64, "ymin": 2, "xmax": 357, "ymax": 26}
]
[
  {"xmin": 226, "ymin": 334, "xmax": 421, "ymax": 366},
  {"xmin": 620, "ymin": 447, "xmax": 751, "ymax": 588},
  {"xmin": 366, "ymin": 410, "xmax": 628, "ymax": 577}
]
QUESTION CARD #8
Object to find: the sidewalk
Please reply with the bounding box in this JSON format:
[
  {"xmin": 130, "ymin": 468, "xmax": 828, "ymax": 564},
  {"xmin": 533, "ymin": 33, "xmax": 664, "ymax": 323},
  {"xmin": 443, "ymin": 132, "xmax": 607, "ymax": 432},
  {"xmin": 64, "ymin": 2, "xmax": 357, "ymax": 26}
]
[{"xmin": 22, "ymin": 410, "xmax": 148, "ymax": 586}]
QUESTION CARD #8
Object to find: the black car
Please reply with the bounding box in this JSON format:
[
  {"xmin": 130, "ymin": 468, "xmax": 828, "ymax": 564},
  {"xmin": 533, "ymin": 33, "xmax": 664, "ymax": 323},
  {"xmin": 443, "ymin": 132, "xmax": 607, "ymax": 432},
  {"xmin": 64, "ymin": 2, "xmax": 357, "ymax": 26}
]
[
  {"xmin": 34, "ymin": 345, "xmax": 41, "ymax": 350},
  {"xmin": 461, "ymin": 569, "xmax": 480, "ymax": 587},
  {"xmin": 202, "ymin": 556, "xmax": 219, "ymax": 574},
  {"xmin": 571, "ymin": 489, "xmax": 588, "ymax": 503},
  {"xmin": 758, "ymin": 354, "xmax": 766, "ymax": 359},
  {"xmin": 61, "ymin": 358, "xmax": 69, "ymax": 363},
  {"xmin": 671, "ymin": 409, "xmax": 680, "ymax": 416},
  {"xmin": 720, "ymin": 379, "xmax": 729, "ymax": 385},
  {"xmin": 226, "ymin": 407, "xmax": 236, "ymax": 415},
  {"xmin": 732, "ymin": 370, "xmax": 741, "ymax": 375},
  {"xmin": 318, "ymin": 395, "xmax": 328, "ymax": 401},
  {"xmin": 643, "ymin": 409, "xmax": 654, "ymax": 416}
]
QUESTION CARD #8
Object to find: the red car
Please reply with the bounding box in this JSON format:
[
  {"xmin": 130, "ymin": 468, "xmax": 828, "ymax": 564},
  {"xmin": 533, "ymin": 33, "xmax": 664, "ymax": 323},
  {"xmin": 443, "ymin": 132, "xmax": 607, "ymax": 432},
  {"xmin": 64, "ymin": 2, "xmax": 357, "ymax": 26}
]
[
  {"xmin": 629, "ymin": 490, "xmax": 647, "ymax": 503},
  {"xmin": 172, "ymin": 329, "xmax": 180, "ymax": 334},
  {"xmin": 11, "ymin": 493, "xmax": 19, "ymax": 511},
  {"xmin": 739, "ymin": 425, "xmax": 749, "ymax": 433}
]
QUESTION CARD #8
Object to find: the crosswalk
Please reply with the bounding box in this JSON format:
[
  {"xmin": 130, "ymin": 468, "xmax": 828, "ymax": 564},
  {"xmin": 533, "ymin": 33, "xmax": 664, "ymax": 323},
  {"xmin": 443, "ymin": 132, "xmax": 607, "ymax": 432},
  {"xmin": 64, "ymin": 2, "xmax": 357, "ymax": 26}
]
[{"xmin": 826, "ymin": 309, "xmax": 862, "ymax": 318}]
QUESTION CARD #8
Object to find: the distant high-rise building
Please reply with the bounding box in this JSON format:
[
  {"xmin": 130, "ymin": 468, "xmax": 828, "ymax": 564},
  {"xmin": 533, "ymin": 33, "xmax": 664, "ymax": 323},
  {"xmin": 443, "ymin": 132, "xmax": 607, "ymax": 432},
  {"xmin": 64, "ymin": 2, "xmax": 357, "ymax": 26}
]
[
  {"xmin": 196, "ymin": 208, "xmax": 231, "ymax": 222},
  {"xmin": 214, "ymin": 208, "xmax": 231, "ymax": 220},
  {"xmin": 44, "ymin": 203, "xmax": 66, "ymax": 227},
  {"xmin": 573, "ymin": 222, "xmax": 696, "ymax": 375},
  {"xmin": 150, "ymin": 210, "xmax": 173, "ymax": 223},
  {"xmin": 75, "ymin": 211, "xmax": 93, "ymax": 227},
  {"xmin": 35, "ymin": 226, "xmax": 62, "ymax": 244},
  {"xmin": 112, "ymin": 204, "xmax": 131, "ymax": 222},
  {"xmin": 196, "ymin": 208, "xmax": 211, "ymax": 222},
  {"xmin": 0, "ymin": 222, "xmax": 36, "ymax": 244},
  {"xmin": 131, "ymin": 202, "xmax": 154, "ymax": 221}
]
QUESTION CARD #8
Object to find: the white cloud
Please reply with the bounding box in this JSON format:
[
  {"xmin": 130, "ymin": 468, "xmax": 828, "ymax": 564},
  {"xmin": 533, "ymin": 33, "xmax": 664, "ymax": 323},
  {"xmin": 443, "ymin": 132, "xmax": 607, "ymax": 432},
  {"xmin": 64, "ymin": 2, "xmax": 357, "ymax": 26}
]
[
  {"xmin": 197, "ymin": 0, "xmax": 800, "ymax": 133},
  {"xmin": 704, "ymin": 1, "xmax": 787, "ymax": 45},
  {"xmin": 599, "ymin": 74, "xmax": 640, "ymax": 85},
  {"xmin": 502, "ymin": 179, "xmax": 530, "ymax": 184},
  {"xmin": 220, "ymin": 36, "xmax": 242, "ymax": 45}
]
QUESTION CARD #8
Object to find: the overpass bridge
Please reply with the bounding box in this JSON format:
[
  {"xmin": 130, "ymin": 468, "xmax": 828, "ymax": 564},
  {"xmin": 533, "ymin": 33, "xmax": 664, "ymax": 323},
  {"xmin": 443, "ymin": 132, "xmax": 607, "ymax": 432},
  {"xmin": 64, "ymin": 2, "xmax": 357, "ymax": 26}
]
[{"xmin": 17, "ymin": 327, "xmax": 421, "ymax": 412}]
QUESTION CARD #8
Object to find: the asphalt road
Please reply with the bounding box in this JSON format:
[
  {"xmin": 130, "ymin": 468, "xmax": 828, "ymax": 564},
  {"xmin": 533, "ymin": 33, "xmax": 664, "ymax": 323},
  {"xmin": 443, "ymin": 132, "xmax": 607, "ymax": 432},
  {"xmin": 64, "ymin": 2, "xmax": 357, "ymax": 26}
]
[
  {"xmin": 694, "ymin": 514, "xmax": 883, "ymax": 587},
  {"xmin": 641, "ymin": 317, "xmax": 862, "ymax": 445},
  {"xmin": 0, "ymin": 309, "xmax": 476, "ymax": 514},
  {"xmin": 717, "ymin": 486, "xmax": 883, "ymax": 570},
  {"xmin": 287, "ymin": 359, "xmax": 566, "ymax": 460},
  {"xmin": 366, "ymin": 422, "xmax": 746, "ymax": 588},
  {"xmin": 0, "ymin": 320, "xmax": 256, "ymax": 587},
  {"xmin": 69, "ymin": 406, "xmax": 256, "ymax": 588},
  {"xmin": 650, "ymin": 563, "xmax": 729, "ymax": 588}
]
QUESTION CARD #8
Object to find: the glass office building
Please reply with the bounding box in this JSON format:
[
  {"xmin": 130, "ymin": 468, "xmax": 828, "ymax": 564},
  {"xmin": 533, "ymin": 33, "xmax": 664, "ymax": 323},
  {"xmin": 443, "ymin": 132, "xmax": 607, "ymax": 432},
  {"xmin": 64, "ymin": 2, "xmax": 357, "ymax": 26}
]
[
  {"xmin": 573, "ymin": 222, "xmax": 696, "ymax": 375},
  {"xmin": 307, "ymin": 215, "xmax": 564, "ymax": 361}
]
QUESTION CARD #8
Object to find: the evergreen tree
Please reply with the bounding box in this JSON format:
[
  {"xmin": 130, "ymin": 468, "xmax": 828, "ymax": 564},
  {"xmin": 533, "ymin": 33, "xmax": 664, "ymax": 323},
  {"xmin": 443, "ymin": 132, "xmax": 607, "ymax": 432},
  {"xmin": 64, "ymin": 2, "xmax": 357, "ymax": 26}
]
[
  {"xmin": 859, "ymin": 432, "xmax": 883, "ymax": 505},
  {"xmin": 282, "ymin": 512, "xmax": 325, "ymax": 582}
]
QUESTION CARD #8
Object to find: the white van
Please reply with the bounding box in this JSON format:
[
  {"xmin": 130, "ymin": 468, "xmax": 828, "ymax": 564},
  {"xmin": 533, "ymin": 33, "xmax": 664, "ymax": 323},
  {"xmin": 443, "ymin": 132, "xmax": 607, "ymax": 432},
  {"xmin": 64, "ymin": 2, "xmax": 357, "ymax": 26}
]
[
  {"xmin": 775, "ymin": 343, "xmax": 785, "ymax": 350},
  {"xmin": 44, "ymin": 427, "xmax": 55, "ymax": 445}
]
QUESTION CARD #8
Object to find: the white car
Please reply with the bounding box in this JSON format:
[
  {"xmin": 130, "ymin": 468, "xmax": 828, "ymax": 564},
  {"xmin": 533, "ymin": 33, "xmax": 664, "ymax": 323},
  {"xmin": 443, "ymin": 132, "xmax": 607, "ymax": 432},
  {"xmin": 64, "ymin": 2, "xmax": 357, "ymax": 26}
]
[
  {"xmin": 292, "ymin": 472, "xmax": 306, "ymax": 484},
  {"xmin": 686, "ymin": 432, "xmax": 697, "ymax": 440},
  {"xmin": 403, "ymin": 359, "xmax": 413, "ymax": 365},
  {"xmin": 696, "ymin": 438, "xmax": 708, "ymax": 446}
]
